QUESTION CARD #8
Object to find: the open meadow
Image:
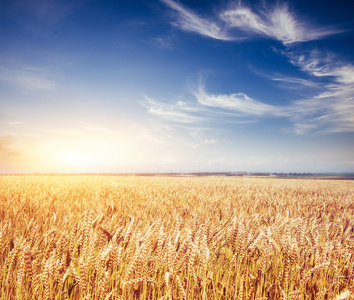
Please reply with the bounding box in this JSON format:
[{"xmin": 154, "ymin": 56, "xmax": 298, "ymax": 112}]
[{"xmin": 0, "ymin": 175, "xmax": 353, "ymax": 299}]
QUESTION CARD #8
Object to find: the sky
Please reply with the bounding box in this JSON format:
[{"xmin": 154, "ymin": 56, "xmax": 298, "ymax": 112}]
[{"xmin": 0, "ymin": 0, "xmax": 354, "ymax": 174}]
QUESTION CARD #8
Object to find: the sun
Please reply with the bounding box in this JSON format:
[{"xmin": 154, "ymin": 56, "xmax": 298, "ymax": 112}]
[
  {"xmin": 31, "ymin": 134, "xmax": 137, "ymax": 173},
  {"xmin": 48, "ymin": 146, "xmax": 104, "ymax": 172},
  {"xmin": 60, "ymin": 151, "xmax": 93, "ymax": 165}
]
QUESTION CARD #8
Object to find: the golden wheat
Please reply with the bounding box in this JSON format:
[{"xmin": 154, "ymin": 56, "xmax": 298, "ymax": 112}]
[{"xmin": 0, "ymin": 175, "xmax": 353, "ymax": 299}]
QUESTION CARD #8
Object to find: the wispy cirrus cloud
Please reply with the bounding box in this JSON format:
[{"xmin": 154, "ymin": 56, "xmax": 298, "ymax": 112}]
[
  {"xmin": 8, "ymin": 121, "xmax": 24, "ymax": 126},
  {"xmin": 160, "ymin": 0, "xmax": 234, "ymax": 41},
  {"xmin": 193, "ymin": 84, "xmax": 287, "ymax": 117},
  {"xmin": 0, "ymin": 65, "xmax": 56, "ymax": 90},
  {"xmin": 220, "ymin": 3, "xmax": 341, "ymax": 45},
  {"xmin": 152, "ymin": 37, "xmax": 175, "ymax": 50},
  {"xmin": 288, "ymin": 50, "xmax": 354, "ymax": 84},
  {"xmin": 144, "ymin": 51, "xmax": 354, "ymax": 135},
  {"xmin": 160, "ymin": 0, "xmax": 341, "ymax": 44},
  {"xmin": 250, "ymin": 65, "xmax": 321, "ymax": 90},
  {"xmin": 143, "ymin": 81, "xmax": 288, "ymax": 124},
  {"xmin": 270, "ymin": 76, "xmax": 320, "ymax": 88},
  {"xmin": 283, "ymin": 50, "xmax": 354, "ymax": 134},
  {"xmin": 155, "ymin": 1, "xmax": 352, "ymax": 135},
  {"xmin": 142, "ymin": 96, "xmax": 203, "ymax": 123}
]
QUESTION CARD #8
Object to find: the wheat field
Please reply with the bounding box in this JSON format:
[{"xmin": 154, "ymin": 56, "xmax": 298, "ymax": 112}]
[{"xmin": 0, "ymin": 175, "xmax": 353, "ymax": 299}]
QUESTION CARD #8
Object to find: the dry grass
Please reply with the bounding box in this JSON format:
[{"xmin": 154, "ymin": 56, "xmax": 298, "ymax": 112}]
[{"xmin": 0, "ymin": 175, "xmax": 353, "ymax": 299}]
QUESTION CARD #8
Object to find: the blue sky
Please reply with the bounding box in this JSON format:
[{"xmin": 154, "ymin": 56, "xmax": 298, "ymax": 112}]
[{"xmin": 0, "ymin": 0, "xmax": 353, "ymax": 173}]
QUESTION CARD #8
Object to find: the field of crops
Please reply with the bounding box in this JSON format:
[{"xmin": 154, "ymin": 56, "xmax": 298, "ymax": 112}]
[{"xmin": 0, "ymin": 176, "xmax": 353, "ymax": 299}]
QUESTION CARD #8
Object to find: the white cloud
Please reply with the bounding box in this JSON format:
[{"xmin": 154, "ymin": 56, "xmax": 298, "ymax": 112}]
[
  {"xmin": 204, "ymin": 139, "xmax": 216, "ymax": 144},
  {"xmin": 194, "ymin": 83, "xmax": 287, "ymax": 116},
  {"xmin": 145, "ymin": 55, "xmax": 354, "ymax": 135},
  {"xmin": 290, "ymin": 123, "xmax": 317, "ymax": 135},
  {"xmin": 220, "ymin": 4, "xmax": 340, "ymax": 45},
  {"xmin": 8, "ymin": 121, "xmax": 24, "ymax": 126},
  {"xmin": 144, "ymin": 82, "xmax": 290, "ymax": 124},
  {"xmin": 139, "ymin": 129, "xmax": 164, "ymax": 144},
  {"xmin": 160, "ymin": 0, "xmax": 341, "ymax": 44},
  {"xmin": 282, "ymin": 50, "xmax": 354, "ymax": 134},
  {"xmin": 143, "ymin": 84, "xmax": 290, "ymax": 124},
  {"xmin": 160, "ymin": 0, "xmax": 234, "ymax": 41},
  {"xmin": 143, "ymin": 96, "xmax": 202, "ymax": 123},
  {"xmin": 270, "ymin": 76, "xmax": 319, "ymax": 88},
  {"xmin": 0, "ymin": 65, "xmax": 56, "ymax": 90},
  {"xmin": 152, "ymin": 37, "xmax": 175, "ymax": 50},
  {"xmin": 153, "ymin": 2, "xmax": 351, "ymax": 135},
  {"xmin": 288, "ymin": 50, "xmax": 354, "ymax": 83}
]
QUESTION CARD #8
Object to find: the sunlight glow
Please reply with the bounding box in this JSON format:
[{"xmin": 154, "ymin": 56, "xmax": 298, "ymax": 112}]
[
  {"xmin": 53, "ymin": 147, "xmax": 103, "ymax": 170},
  {"xmin": 39, "ymin": 142, "xmax": 112, "ymax": 172},
  {"xmin": 32, "ymin": 134, "xmax": 140, "ymax": 173},
  {"xmin": 59, "ymin": 150, "xmax": 97, "ymax": 166}
]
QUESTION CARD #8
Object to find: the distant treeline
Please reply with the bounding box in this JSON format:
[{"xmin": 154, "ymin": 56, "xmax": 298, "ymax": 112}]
[{"xmin": 2, "ymin": 172, "xmax": 354, "ymax": 179}]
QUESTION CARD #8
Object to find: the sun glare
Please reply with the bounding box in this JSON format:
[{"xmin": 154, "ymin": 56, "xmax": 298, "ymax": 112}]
[
  {"xmin": 48, "ymin": 146, "xmax": 105, "ymax": 172},
  {"xmin": 31, "ymin": 135, "xmax": 140, "ymax": 173},
  {"xmin": 60, "ymin": 152, "xmax": 94, "ymax": 165}
]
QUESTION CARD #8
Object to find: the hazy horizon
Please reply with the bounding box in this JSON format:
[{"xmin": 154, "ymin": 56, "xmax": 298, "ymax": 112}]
[{"xmin": 1, "ymin": 0, "xmax": 353, "ymax": 174}]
